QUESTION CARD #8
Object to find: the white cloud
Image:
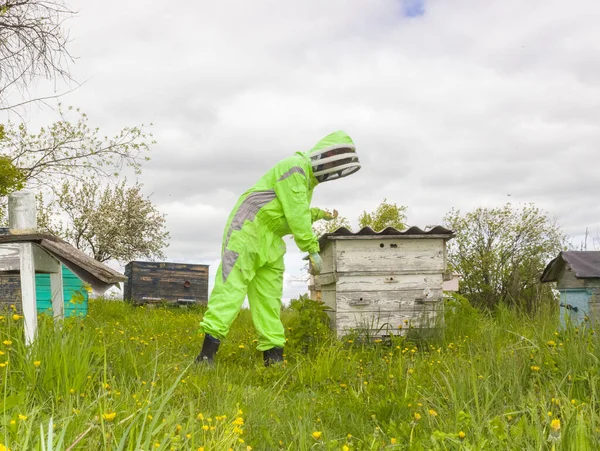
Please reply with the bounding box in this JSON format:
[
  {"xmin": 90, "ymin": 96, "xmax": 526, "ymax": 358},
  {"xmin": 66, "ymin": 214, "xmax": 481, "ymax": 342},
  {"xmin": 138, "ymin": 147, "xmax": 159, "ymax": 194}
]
[{"xmin": 4, "ymin": 0, "xmax": 600, "ymax": 300}]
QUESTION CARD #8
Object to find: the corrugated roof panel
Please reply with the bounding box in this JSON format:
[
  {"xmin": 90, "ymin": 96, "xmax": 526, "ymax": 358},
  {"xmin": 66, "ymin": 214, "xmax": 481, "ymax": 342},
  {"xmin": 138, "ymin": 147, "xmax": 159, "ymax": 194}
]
[{"xmin": 319, "ymin": 225, "xmax": 455, "ymax": 247}]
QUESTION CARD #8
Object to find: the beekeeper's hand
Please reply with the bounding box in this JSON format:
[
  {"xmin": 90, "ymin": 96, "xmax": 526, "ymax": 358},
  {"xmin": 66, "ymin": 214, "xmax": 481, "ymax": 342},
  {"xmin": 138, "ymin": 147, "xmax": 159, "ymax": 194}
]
[
  {"xmin": 307, "ymin": 252, "xmax": 322, "ymax": 275},
  {"xmin": 323, "ymin": 209, "xmax": 338, "ymax": 221}
]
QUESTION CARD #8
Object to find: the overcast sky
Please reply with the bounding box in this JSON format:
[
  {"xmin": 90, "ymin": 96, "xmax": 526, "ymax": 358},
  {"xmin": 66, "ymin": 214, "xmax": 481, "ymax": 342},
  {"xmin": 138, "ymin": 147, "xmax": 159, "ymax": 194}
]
[{"xmin": 6, "ymin": 0, "xmax": 600, "ymax": 300}]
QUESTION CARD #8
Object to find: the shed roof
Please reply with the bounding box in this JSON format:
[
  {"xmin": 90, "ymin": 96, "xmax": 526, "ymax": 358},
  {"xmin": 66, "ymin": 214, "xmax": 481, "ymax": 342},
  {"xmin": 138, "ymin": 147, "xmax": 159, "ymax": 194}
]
[
  {"xmin": 0, "ymin": 231, "xmax": 127, "ymax": 293},
  {"xmin": 319, "ymin": 225, "xmax": 455, "ymax": 247},
  {"xmin": 541, "ymin": 251, "xmax": 600, "ymax": 283}
]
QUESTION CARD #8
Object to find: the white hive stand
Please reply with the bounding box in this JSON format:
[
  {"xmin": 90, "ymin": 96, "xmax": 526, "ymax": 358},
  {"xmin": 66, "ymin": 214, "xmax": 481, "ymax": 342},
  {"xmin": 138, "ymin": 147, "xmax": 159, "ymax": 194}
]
[{"xmin": 0, "ymin": 192, "xmax": 64, "ymax": 345}]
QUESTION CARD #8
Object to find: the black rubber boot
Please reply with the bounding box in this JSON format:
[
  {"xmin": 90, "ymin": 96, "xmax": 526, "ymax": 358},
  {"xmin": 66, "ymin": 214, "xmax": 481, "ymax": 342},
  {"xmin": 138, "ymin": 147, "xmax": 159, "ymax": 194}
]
[
  {"xmin": 263, "ymin": 347, "xmax": 284, "ymax": 367},
  {"xmin": 195, "ymin": 334, "xmax": 221, "ymax": 364}
]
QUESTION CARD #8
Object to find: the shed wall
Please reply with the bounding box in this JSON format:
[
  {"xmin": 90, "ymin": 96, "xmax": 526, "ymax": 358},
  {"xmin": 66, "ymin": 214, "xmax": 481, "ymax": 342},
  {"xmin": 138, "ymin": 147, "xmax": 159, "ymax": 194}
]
[
  {"xmin": 0, "ymin": 265, "xmax": 88, "ymax": 316},
  {"xmin": 124, "ymin": 261, "xmax": 209, "ymax": 305}
]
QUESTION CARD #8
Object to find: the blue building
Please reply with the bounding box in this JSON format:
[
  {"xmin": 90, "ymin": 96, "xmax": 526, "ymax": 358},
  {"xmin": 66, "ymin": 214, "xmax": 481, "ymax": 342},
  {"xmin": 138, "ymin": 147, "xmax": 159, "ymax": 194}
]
[
  {"xmin": 36, "ymin": 265, "xmax": 89, "ymax": 317},
  {"xmin": 541, "ymin": 251, "xmax": 600, "ymax": 326}
]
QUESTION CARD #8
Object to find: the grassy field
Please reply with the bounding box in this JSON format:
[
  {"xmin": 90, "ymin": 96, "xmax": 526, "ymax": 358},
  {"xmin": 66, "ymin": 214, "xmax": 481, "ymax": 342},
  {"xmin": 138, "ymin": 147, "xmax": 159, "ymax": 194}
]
[{"xmin": 0, "ymin": 295, "xmax": 598, "ymax": 450}]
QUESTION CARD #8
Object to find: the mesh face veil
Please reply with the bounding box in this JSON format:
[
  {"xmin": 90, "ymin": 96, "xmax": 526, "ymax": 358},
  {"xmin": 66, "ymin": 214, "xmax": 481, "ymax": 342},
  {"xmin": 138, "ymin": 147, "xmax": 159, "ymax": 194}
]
[{"xmin": 309, "ymin": 144, "xmax": 361, "ymax": 183}]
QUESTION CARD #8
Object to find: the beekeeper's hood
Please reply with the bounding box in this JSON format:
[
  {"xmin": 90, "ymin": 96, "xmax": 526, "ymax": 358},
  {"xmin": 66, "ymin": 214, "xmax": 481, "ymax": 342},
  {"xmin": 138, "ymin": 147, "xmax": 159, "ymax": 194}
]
[{"xmin": 307, "ymin": 131, "xmax": 361, "ymax": 183}]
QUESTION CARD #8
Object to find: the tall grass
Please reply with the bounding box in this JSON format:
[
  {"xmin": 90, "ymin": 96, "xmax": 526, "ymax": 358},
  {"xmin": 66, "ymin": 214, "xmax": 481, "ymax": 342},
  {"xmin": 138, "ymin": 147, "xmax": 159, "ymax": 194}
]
[{"xmin": 0, "ymin": 296, "xmax": 598, "ymax": 450}]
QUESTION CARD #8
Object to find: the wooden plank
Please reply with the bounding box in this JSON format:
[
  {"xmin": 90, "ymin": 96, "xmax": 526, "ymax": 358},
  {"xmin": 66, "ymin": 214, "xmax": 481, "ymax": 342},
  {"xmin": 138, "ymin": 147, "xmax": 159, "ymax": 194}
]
[
  {"xmin": 0, "ymin": 243, "xmax": 21, "ymax": 271},
  {"xmin": 19, "ymin": 243, "xmax": 37, "ymax": 345},
  {"xmin": 40, "ymin": 239, "xmax": 126, "ymax": 285},
  {"xmin": 335, "ymin": 308, "xmax": 442, "ymax": 333},
  {"xmin": 50, "ymin": 260, "xmax": 64, "ymax": 321},
  {"xmin": 320, "ymin": 240, "xmax": 336, "ymax": 275},
  {"xmin": 335, "ymin": 238, "xmax": 446, "ymax": 273},
  {"xmin": 32, "ymin": 244, "xmax": 62, "ymax": 274},
  {"xmin": 313, "ymin": 272, "xmax": 337, "ymax": 288},
  {"xmin": 322, "ymin": 289, "xmax": 337, "ymax": 312},
  {"xmin": 335, "ymin": 289, "xmax": 443, "ymax": 312},
  {"xmin": 557, "ymin": 269, "xmax": 586, "ymax": 290},
  {"xmin": 329, "ymin": 273, "xmax": 444, "ymax": 293}
]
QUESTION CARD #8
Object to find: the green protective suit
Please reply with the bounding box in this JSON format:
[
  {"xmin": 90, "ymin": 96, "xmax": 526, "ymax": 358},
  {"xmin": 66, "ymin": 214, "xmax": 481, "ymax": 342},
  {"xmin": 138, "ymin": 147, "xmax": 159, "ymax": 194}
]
[{"xmin": 200, "ymin": 131, "xmax": 356, "ymax": 351}]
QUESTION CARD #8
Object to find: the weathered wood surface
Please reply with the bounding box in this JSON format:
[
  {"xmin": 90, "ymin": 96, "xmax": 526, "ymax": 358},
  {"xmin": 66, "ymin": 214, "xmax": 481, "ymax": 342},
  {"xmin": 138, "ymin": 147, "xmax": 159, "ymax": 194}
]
[
  {"xmin": 319, "ymin": 273, "xmax": 444, "ymax": 293},
  {"xmin": 334, "ymin": 308, "xmax": 441, "ymax": 333},
  {"xmin": 0, "ymin": 244, "xmax": 21, "ymax": 272},
  {"xmin": 50, "ymin": 259, "xmax": 64, "ymax": 321},
  {"xmin": 20, "ymin": 243, "xmax": 37, "ymax": 345},
  {"xmin": 557, "ymin": 268, "xmax": 588, "ymax": 290},
  {"xmin": 124, "ymin": 261, "xmax": 209, "ymax": 304},
  {"xmin": 0, "ymin": 274, "xmax": 21, "ymax": 310},
  {"xmin": 334, "ymin": 239, "xmax": 446, "ymax": 273},
  {"xmin": 335, "ymin": 289, "xmax": 443, "ymax": 312},
  {"xmin": 320, "ymin": 241, "xmax": 336, "ymax": 275}
]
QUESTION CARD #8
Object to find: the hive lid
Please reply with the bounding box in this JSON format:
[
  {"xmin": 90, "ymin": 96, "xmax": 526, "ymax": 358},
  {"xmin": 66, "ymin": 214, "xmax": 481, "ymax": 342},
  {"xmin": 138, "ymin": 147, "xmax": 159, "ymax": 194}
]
[{"xmin": 319, "ymin": 226, "xmax": 455, "ymax": 247}]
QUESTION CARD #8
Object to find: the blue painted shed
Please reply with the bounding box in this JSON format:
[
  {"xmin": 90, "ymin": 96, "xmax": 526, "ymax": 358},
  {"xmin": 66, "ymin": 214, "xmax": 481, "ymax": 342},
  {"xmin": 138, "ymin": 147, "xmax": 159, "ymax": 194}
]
[
  {"xmin": 541, "ymin": 251, "xmax": 600, "ymax": 326},
  {"xmin": 36, "ymin": 265, "xmax": 89, "ymax": 317}
]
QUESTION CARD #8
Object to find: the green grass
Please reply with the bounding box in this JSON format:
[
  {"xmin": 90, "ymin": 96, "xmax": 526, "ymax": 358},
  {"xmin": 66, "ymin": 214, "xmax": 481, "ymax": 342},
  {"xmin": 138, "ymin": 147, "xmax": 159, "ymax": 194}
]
[{"xmin": 0, "ymin": 296, "xmax": 599, "ymax": 450}]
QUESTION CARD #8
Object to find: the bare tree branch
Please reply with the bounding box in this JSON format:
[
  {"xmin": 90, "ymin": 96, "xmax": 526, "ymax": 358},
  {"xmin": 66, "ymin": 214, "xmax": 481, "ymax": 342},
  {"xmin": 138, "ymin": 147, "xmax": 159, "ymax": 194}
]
[{"xmin": 0, "ymin": 0, "xmax": 76, "ymax": 107}]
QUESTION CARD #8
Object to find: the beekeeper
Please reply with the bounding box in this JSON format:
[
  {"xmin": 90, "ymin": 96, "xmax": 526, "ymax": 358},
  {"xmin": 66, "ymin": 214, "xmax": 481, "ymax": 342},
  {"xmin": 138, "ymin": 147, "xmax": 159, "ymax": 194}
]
[{"xmin": 196, "ymin": 131, "xmax": 361, "ymax": 365}]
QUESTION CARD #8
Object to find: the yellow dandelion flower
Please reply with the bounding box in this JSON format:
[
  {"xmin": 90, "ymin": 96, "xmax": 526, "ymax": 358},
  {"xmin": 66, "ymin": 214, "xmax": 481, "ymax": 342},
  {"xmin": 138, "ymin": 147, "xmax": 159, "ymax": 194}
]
[
  {"xmin": 197, "ymin": 447, "xmax": 205, "ymax": 451},
  {"xmin": 197, "ymin": 413, "xmax": 204, "ymax": 420},
  {"xmin": 239, "ymin": 345, "xmax": 245, "ymax": 349},
  {"xmin": 0, "ymin": 351, "xmax": 3, "ymax": 355},
  {"xmin": 9, "ymin": 420, "xmax": 15, "ymax": 425},
  {"xmin": 12, "ymin": 314, "xmax": 22, "ymax": 321},
  {"xmin": 246, "ymin": 446, "xmax": 252, "ymax": 451},
  {"xmin": 414, "ymin": 412, "xmax": 421, "ymax": 421},
  {"xmin": 428, "ymin": 409, "xmax": 438, "ymax": 417},
  {"xmin": 18, "ymin": 414, "xmax": 27, "ymax": 421},
  {"xmin": 202, "ymin": 425, "xmax": 209, "ymax": 431},
  {"xmin": 312, "ymin": 431, "xmax": 322, "ymax": 440},
  {"xmin": 103, "ymin": 412, "xmax": 117, "ymax": 422},
  {"xmin": 551, "ymin": 419, "xmax": 560, "ymax": 432},
  {"xmin": 0, "ymin": 444, "xmax": 10, "ymax": 451},
  {"xmin": 343, "ymin": 446, "xmax": 350, "ymax": 451},
  {"xmin": 530, "ymin": 365, "xmax": 540, "ymax": 372},
  {"xmin": 390, "ymin": 437, "xmax": 397, "ymax": 444},
  {"xmin": 33, "ymin": 361, "xmax": 41, "ymax": 367},
  {"xmin": 3, "ymin": 340, "xmax": 12, "ymax": 346},
  {"xmin": 233, "ymin": 417, "xmax": 244, "ymax": 426},
  {"xmin": 0, "ymin": 363, "xmax": 7, "ymax": 368},
  {"xmin": 458, "ymin": 431, "xmax": 466, "ymax": 439}
]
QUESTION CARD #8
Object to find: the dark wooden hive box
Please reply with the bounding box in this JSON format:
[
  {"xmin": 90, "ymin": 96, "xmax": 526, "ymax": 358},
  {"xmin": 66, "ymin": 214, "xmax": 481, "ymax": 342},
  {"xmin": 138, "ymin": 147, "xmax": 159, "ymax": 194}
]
[{"xmin": 124, "ymin": 261, "xmax": 209, "ymax": 305}]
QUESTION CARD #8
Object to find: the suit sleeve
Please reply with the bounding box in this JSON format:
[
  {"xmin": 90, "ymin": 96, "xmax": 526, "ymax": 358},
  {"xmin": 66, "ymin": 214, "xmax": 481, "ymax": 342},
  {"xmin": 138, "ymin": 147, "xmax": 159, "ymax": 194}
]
[
  {"xmin": 274, "ymin": 172, "xmax": 320, "ymax": 254},
  {"xmin": 311, "ymin": 207, "xmax": 328, "ymax": 222}
]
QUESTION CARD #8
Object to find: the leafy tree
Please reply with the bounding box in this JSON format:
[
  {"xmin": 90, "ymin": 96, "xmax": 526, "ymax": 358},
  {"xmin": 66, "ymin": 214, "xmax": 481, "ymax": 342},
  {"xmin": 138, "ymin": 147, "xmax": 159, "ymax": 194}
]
[
  {"xmin": 444, "ymin": 203, "xmax": 566, "ymax": 312},
  {"xmin": 358, "ymin": 198, "xmax": 407, "ymax": 231},
  {"xmin": 38, "ymin": 179, "xmax": 169, "ymax": 263},
  {"xmin": 313, "ymin": 211, "xmax": 351, "ymax": 236},
  {"xmin": 1, "ymin": 106, "xmax": 152, "ymax": 192},
  {"xmin": 0, "ymin": 124, "xmax": 25, "ymax": 196},
  {"xmin": 0, "ymin": 0, "xmax": 75, "ymax": 108}
]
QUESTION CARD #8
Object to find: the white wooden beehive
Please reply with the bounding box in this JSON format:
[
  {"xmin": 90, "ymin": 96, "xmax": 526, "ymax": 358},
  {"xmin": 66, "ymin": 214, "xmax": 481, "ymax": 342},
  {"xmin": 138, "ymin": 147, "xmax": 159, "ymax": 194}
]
[{"xmin": 314, "ymin": 226, "xmax": 455, "ymax": 338}]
